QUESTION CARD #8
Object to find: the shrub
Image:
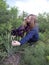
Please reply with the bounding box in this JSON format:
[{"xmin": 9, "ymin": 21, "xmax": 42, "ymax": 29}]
[{"xmin": 21, "ymin": 42, "xmax": 47, "ymax": 65}]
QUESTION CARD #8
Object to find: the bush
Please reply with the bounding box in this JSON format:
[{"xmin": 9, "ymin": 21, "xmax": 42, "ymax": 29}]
[{"xmin": 20, "ymin": 41, "xmax": 47, "ymax": 65}]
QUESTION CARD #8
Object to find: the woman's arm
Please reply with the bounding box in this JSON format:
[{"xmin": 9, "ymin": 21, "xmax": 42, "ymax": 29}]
[
  {"xmin": 11, "ymin": 28, "xmax": 36, "ymax": 46},
  {"xmin": 19, "ymin": 28, "xmax": 37, "ymax": 45}
]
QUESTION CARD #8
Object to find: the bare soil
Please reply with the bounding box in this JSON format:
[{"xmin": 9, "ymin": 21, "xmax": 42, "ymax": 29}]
[{"xmin": 0, "ymin": 53, "xmax": 21, "ymax": 65}]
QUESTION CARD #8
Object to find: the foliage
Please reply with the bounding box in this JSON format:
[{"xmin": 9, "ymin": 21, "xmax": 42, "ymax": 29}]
[
  {"xmin": 37, "ymin": 13, "xmax": 49, "ymax": 33},
  {"xmin": 20, "ymin": 41, "xmax": 49, "ymax": 65}
]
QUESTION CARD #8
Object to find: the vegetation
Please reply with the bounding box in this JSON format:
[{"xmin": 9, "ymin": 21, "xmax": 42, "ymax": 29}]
[{"xmin": 0, "ymin": 0, "xmax": 49, "ymax": 65}]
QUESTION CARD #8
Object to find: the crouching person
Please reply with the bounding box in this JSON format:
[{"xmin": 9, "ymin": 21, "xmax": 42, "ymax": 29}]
[{"xmin": 12, "ymin": 14, "xmax": 39, "ymax": 46}]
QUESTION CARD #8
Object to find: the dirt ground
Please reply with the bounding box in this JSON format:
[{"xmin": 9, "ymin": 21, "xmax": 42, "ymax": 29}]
[{"xmin": 0, "ymin": 53, "xmax": 21, "ymax": 65}]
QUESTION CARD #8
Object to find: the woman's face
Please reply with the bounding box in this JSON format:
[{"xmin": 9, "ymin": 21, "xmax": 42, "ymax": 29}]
[{"xmin": 26, "ymin": 16, "xmax": 32, "ymax": 23}]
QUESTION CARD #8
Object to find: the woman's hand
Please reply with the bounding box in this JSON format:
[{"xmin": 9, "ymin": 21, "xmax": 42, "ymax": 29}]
[{"xmin": 12, "ymin": 40, "xmax": 21, "ymax": 46}]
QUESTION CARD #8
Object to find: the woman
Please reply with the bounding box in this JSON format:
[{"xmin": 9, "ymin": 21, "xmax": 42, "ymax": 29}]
[{"xmin": 12, "ymin": 14, "xmax": 39, "ymax": 46}]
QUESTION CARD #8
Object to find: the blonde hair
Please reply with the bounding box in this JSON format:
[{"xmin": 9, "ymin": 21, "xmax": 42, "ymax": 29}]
[{"xmin": 22, "ymin": 14, "xmax": 37, "ymax": 30}]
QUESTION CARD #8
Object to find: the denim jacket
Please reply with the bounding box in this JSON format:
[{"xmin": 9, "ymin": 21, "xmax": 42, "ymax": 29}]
[{"xmin": 19, "ymin": 26, "xmax": 39, "ymax": 45}]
